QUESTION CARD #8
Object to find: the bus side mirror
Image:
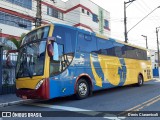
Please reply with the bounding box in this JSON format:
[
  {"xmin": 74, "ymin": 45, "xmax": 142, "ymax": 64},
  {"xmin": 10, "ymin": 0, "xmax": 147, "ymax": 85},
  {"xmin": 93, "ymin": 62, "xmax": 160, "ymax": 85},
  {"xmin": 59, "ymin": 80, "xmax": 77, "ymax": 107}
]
[
  {"xmin": 47, "ymin": 44, "xmax": 53, "ymax": 57},
  {"xmin": 47, "ymin": 37, "xmax": 56, "ymax": 57}
]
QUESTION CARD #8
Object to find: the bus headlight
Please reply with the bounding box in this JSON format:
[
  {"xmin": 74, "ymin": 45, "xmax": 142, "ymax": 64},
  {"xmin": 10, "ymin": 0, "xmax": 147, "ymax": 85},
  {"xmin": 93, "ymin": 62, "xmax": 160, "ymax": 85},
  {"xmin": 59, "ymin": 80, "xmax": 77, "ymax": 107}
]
[{"xmin": 35, "ymin": 79, "xmax": 44, "ymax": 90}]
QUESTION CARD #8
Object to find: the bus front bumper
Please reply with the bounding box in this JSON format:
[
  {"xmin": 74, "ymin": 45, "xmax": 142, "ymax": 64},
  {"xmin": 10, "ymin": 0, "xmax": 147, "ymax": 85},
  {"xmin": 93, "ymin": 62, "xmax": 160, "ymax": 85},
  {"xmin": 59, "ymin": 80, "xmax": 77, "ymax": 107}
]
[{"xmin": 16, "ymin": 79, "xmax": 50, "ymax": 99}]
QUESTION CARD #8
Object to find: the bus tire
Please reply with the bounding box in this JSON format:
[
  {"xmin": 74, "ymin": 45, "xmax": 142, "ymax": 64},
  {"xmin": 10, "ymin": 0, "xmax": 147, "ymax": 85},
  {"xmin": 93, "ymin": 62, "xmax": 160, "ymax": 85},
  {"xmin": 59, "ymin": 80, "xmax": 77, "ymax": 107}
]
[
  {"xmin": 137, "ymin": 74, "xmax": 143, "ymax": 87},
  {"xmin": 75, "ymin": 79, "xmax": 89, "ymax": 100}
]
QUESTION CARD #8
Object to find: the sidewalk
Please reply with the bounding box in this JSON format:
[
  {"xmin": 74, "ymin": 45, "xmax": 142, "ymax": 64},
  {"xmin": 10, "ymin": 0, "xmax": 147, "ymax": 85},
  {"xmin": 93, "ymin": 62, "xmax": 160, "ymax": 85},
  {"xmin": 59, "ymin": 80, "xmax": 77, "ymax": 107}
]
[
  {"xmin": 0, "ymin": 94, "xmax": 34, "ymax": 108},
  {"xmin": 0, "ymin": 94, "xmax": 21, "ymax": 103},
  {"xmin": 153, "ymin": 77, "xmax": 160, "ymax": 81}
]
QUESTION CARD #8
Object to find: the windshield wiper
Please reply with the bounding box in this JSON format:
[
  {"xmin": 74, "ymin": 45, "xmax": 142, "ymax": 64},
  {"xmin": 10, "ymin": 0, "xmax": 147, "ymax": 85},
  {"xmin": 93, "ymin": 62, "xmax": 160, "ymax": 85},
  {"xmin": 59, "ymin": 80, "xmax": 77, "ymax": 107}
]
[{"xmin": 26, "ymin": 65, "xmax": 33, "ymax": 78}]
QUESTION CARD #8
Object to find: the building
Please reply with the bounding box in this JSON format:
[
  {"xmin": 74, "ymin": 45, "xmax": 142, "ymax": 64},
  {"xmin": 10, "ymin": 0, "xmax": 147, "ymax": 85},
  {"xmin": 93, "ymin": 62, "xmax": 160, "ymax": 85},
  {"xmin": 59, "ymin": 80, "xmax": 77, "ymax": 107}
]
[
  {"xmin": 149, "ymin": 49, "xmax": 158, "ymax": 69},
  {"xmin": 149, "ymin": 49, "xmax": 159, "ymax": 77},
  {"xmin": 0, "ymin": 0, "xmax": 111, "ymax": 40},
  {"xmin": 0, "ymin": 0, "xmax": 111, "ymax": 93}
]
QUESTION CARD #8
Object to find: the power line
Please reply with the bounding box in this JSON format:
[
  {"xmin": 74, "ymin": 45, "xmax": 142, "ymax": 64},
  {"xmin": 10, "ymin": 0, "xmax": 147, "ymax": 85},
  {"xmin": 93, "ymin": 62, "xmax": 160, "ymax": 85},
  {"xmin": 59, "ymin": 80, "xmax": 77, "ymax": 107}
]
[{"xmin": 136, "ymin": 0, "xmax": 159, "ymax": 26}]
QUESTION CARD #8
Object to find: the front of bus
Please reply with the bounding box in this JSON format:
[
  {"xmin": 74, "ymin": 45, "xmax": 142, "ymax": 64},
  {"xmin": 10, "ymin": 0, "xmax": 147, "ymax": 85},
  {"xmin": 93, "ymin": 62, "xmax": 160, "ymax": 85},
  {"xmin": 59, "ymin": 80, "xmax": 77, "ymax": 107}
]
[{"xmin": 16, "ymin": 24, "xmax": 54, "ymax": 99}]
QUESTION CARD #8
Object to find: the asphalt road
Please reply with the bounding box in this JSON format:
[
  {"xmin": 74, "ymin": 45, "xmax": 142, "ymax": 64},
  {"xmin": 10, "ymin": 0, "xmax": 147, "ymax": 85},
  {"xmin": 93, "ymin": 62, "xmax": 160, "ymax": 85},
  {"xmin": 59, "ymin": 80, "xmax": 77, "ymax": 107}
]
[{"xmin": 0, "ymin": 79, "xmax": 160, "ymax": 120}]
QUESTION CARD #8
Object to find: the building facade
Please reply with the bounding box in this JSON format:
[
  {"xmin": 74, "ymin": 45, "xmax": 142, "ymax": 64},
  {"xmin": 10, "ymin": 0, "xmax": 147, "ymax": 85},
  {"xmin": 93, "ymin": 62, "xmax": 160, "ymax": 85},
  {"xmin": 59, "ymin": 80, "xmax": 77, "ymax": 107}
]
[
  {"xmin": 0, "ymin": 0, "xmax": 110, "ymax": 39},
  {"xmin": 148, "ymin": 49, "xmax": 159, "ymax": 77},
  {"xmin": 0, "ymin": 0, "xmax": 111, "ymax": 93},
  {"xmin": 149, "ymin": 49, "xmax": 158, "ymax": 69}
]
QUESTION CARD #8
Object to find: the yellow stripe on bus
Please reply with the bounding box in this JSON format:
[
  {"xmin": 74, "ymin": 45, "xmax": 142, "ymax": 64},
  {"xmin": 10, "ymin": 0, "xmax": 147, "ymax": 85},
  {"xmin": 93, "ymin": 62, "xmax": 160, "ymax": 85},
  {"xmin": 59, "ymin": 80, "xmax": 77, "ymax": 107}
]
[
  {"xmin": 98, "ymin": 55, "xmax": 121, "ymax": 86},
  {"xmin": 90, "ymin": 54, "xmax": 102, "ymax": 87}
]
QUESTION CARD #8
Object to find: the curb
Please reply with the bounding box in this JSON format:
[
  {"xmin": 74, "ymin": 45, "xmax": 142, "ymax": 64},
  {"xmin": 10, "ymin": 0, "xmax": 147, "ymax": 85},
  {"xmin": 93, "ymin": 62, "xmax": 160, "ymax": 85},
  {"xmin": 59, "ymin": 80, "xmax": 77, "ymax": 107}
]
[{"xmin": 0, "ymin": 99, "xmax": 36, "ymax": 108}]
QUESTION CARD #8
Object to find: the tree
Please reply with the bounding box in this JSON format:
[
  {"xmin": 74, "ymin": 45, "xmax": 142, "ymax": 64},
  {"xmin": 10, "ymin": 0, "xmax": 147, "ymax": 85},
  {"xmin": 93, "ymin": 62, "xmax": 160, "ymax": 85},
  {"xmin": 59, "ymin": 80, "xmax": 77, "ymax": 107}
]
[
  {"xmin": 6, "ymin": 33, "xmax": 26, "ymax": 66},
  {"xmin": 6, "ymin": 33, "xmax": 26, "ymax": 55}
]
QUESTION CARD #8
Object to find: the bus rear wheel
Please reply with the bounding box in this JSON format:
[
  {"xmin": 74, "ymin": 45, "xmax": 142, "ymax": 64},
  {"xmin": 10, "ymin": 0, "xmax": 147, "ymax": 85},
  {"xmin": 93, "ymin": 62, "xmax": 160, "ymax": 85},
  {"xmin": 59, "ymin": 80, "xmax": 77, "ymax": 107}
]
[
  {"xmin": 75, "ymin": 79, "xmax": 89, "ymax": 100},
  {"xmin": 137, "ymin": 74, "xmax": 143, "ymax": 87}
]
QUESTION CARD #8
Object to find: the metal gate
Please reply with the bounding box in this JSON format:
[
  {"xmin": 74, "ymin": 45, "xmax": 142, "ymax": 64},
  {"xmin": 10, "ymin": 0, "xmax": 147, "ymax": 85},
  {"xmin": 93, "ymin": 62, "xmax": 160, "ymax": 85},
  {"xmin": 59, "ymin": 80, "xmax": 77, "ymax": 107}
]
[{"xmin": 0, "ymin": 37, "xmax": 17, "ymax": 94}]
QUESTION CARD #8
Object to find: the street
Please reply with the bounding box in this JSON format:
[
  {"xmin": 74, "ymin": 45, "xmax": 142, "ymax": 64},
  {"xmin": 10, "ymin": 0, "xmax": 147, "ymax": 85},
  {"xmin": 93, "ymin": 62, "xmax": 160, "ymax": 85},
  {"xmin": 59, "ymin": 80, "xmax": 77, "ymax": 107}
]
[{"xmin": 1, "ymin": 79, "xmax": 160, "ymax": 120}]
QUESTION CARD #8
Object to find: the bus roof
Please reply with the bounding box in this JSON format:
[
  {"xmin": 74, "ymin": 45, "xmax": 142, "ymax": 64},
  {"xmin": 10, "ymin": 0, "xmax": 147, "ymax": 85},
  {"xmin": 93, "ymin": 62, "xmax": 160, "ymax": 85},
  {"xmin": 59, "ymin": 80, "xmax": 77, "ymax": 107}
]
[
  {"xmin": 54, "ymin": 23, "xmax": 147, "ymax": 51},
  {"xmin": 28, "ymin": 23, "xmax": 147, "ymax": 51},
  {"xmin": 114, "ymin": 39, "xmax": 147, "ymax": 51}
]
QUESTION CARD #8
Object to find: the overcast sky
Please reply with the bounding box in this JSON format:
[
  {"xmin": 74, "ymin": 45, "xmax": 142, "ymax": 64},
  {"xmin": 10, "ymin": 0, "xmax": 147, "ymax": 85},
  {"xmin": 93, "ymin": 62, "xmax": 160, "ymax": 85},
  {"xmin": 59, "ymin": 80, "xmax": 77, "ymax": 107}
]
[{"xmin": 62, "ymin": 0, "xmax": 160, "ymax": 50}]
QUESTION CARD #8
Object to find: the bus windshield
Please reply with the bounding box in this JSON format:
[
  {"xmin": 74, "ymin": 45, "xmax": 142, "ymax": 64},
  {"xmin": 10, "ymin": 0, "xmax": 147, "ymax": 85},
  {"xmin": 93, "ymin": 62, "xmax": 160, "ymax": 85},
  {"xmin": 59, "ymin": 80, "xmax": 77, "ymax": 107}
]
[{"xmin": 16, "ymin": 26, "xmax": 50, "ymax": 78}]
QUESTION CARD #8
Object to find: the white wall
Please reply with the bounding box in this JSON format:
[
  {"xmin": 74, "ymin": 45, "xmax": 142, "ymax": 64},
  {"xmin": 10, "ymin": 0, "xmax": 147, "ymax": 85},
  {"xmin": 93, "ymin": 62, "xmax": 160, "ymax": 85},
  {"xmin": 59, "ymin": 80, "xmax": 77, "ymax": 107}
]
[
  {"xmin": 69, "ymin": 0, "xmax": 111, "ymax": 36},
  {"xmin": 65, "ymin": 0, "xmax": 80, "ymax": 9},
  {"xmin": 0, "ymin": 23, "xmax": 29, "ymax": 37},
  {"xmin": 65, "ymin": 8, "xmax": 81, "ymax": 26},
  {"xmin": 0, "ymin": 0, "xmax": 111, "ymax": 37},
  {"xmin": 0, "ymin": 0, "xmax": 35, "ymax": 18}
]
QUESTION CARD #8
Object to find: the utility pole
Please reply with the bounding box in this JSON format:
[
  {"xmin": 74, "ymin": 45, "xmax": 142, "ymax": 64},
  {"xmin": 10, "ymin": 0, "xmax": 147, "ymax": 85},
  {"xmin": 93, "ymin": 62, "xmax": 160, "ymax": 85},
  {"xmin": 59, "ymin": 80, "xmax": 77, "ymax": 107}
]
[
  {"xmin": 0, "ymin": 28, "xmax": 2, "ymax": 94},
  {"xmin": 156, "ymin": 27, "xmax": 160, "ymax": 67},
  {"xmin": 124, "ymin": 0, "xmax": 136, "ymax": 43},
  {"xmin": 141, "ymin": 35, "xmax": 148, "ymax": 49},
  {"xmin": 124, "ymin": 1, "xmax": 127, "ymax": 43},
  {"xmin": 35, "ymin": 0, "xmax": 42, "ymax": 27}
]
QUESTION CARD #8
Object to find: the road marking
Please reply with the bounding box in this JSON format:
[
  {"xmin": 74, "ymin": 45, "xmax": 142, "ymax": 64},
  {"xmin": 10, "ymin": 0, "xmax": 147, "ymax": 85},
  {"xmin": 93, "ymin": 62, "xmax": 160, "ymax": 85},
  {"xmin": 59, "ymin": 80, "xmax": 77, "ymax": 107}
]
[
  {"xmin": 30, "ymin": 103, "xmax": 101, "ymax": 116},
  {"xmin": 154, "ymin": 80, "xmax": 160, "ymax": 82},
  {"xmin": 119, "ymin": 94, "xmax": 160, "ymax": 116},
  {"xmin": 104, "ymin": 116, "xmax": 126, "ymax": 120},
  {"xmin": 29, "ymin": 103, "xmax": 126, "ymax": 119}
]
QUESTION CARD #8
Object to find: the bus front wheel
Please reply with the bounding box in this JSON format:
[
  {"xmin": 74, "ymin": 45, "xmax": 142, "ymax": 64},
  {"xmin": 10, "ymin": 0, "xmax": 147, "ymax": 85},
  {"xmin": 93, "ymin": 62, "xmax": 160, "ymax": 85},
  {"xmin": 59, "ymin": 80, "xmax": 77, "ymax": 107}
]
[
  {"xmin": 137, "ymin": 74, "xmax": 143, "ymax": 87},
  {"xmin": 75, "ymin": 79, "xmax": 89, "ymax": 100}
]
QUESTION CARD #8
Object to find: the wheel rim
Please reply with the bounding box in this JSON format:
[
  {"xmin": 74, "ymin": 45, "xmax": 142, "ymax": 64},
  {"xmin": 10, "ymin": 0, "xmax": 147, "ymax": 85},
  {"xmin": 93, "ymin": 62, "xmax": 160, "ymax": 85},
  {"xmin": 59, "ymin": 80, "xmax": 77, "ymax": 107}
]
[{"xmin": 78, "ymin": 82, "xmax": 88, "ymax": 96}]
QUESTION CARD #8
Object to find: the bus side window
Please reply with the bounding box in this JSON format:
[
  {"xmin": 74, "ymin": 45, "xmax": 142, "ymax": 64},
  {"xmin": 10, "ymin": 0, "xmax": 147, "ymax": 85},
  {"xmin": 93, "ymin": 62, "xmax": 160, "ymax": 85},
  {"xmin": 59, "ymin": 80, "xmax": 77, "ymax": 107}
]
[
  {"xmin": 64, "ymin": 31, "xmax": 75, "ymax": 54},
  {"xmin": 53, "ymin": 42, "xmax": 59, "ymax": 61},
  {"xmin": 51, "ymin": 42, "xmax": 64, "ymax": 61},
  {"xmin": 114, "ymin": 42, "xmax": 123, "ymax": 57},
  {"xmin": 50, "ymin": 42, "xmax": 64, "ymax": 75},
  {"xmin": 122, "ymin": 46, "xmax": 127, "ymax": 58},
  {"xmin": 97, "ymin": 38, "xmax": 115, "ymax": 56},
  {"xmin": 141, "ymin": 49, "xmax": 147, "ymax": 60},
  {"xmin": 136, "ymin": 49, "xmax": 147, "ymax": 60},
  {"xmin": 126, "ymin": 46, "xmax": 137, "ymax": 59},
  {"xmin": 77, "ymin": 33, "xmax": 97, "ymax": 53}
]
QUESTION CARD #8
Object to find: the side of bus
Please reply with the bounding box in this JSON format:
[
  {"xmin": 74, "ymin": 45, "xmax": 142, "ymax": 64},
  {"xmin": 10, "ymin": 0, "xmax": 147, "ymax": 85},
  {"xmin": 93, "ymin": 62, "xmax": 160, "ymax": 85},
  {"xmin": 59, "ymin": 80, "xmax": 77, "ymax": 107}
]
[
  {"xmin": 49, "ymin": 25, "xmax": 152, "ymax": 99},
  {"xmin": 71, "ymin": 30, "xmax": 152, "ymax": 98}
]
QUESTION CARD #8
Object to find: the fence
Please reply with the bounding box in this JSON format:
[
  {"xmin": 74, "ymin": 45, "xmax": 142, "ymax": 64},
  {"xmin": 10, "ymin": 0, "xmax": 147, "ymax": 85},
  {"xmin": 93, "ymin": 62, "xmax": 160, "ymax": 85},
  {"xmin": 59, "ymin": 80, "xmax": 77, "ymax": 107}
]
[{"xmin": 0, "ymin": 45, "xmax": 17, "ymax": 95}]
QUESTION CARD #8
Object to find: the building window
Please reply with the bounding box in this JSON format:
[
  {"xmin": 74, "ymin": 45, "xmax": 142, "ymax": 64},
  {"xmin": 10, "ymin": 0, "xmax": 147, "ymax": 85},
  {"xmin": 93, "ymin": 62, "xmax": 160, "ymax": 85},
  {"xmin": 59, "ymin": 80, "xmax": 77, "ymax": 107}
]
[
  {"xmin": 92, "ymin": 14, "xmax": 98, "ymax": 23},
  {"xmin": 6, "ymin": 0, "xmax": 32, "ymax": 9},
  {"xmin": 82, "ymin": 9, "xmax": 85, "ymax": 13},
  {"xmin": 47, "ymin": 7, "xmax": 63, "ymax": 20},
  {"xmin": 0, "ymin": 12, "xmax": 32, "ymax": 30},
  {"xmin": 104, "ymin": 19, "xmax": 109, "ymax": 30},
  {"xmin": 87, "ymin": 11, "xmax": 90, "ymax": 16}
]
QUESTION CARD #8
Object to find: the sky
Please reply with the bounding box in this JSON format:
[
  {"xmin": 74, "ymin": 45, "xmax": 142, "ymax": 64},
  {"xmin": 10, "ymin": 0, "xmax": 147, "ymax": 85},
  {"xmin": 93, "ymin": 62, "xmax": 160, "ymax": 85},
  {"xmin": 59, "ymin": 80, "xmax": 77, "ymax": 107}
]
[{"xmin": 62, "ymin": 0, "xmax": 160, "ymax": 50}]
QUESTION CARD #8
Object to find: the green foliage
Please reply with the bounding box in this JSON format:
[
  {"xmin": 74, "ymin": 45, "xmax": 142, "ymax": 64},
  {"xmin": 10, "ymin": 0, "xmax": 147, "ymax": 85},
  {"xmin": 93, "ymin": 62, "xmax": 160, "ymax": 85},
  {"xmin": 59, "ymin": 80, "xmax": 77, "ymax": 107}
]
[{"xmin": 8, "ymin": 33, "xmax": 26, "ymax": 49}]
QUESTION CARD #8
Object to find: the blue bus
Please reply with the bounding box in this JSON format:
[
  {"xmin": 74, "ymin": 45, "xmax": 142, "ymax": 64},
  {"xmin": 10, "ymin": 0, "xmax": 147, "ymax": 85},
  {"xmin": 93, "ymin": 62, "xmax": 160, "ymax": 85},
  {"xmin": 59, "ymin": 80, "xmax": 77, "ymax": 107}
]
[{"xmin": 16, "ymin": 23, "xmax": 152, "ymax": 100}]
